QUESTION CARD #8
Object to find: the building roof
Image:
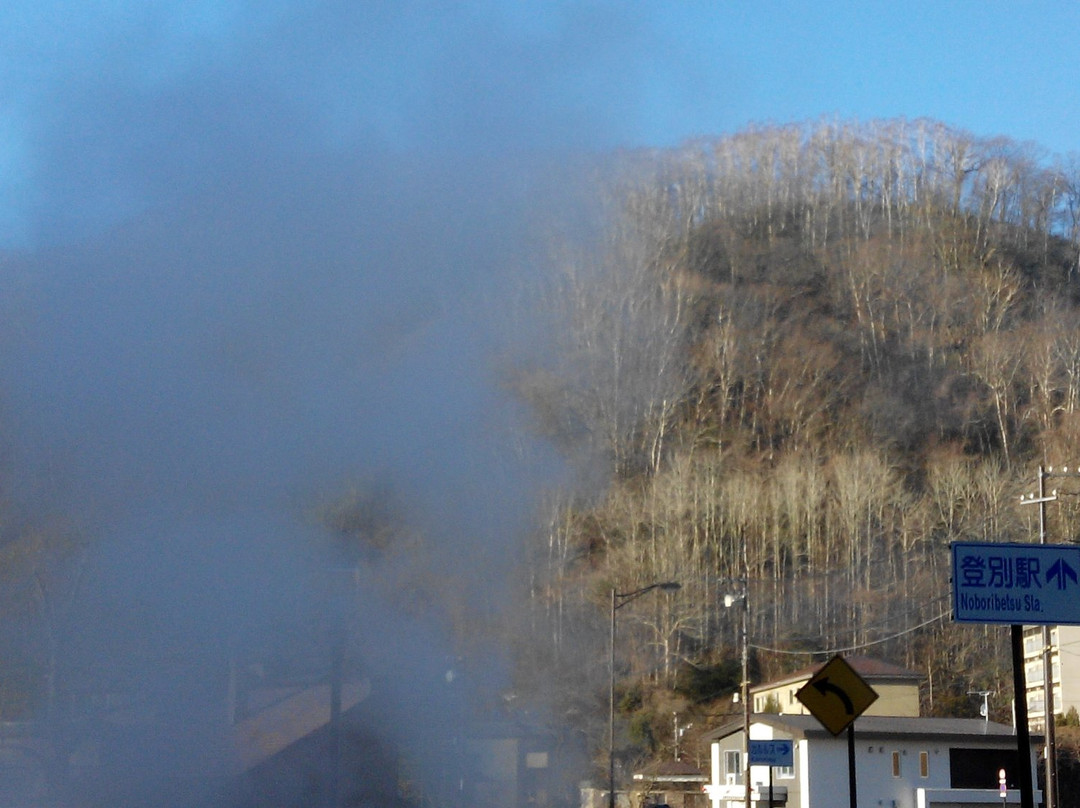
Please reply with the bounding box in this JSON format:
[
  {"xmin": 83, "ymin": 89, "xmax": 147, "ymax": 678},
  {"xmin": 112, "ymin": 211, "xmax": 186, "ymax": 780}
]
[
  {"xmin": 632, "ymin": 759, "xmax": 709, "ymax": 782},
  {"xmin": 702, "ymin": 714, "xmax": 1042, "ymax": 744},
  {"xmin": 751, "ymin": 655, "xmax": 922, "ymax": 694},
  {"xmin": 233, "ymin": 679, "xmax": 370, "ymax": 771}
]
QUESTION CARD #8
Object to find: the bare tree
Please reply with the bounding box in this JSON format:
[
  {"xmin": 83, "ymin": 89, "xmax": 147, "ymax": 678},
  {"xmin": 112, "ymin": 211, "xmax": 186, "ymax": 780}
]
[{"xmin": 507, "ymin": 117, "xmax": 1080, "ymax": 750}]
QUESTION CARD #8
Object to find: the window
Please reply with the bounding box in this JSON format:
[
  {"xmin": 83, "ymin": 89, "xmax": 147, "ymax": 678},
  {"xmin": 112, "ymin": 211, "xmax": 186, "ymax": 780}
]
[
  {"xmin": 1026, "ymin": 661, "xmax": 1044, "ymax": 685},
  {"xmin": 725, "ymin": 750, "xmax": 742, "ymax": 783},
  {"xmin": 919, "ymin": 751, "xmax": 929, "ymax": 778},
  {"xmin": 892, "ymin": 751, "xmax": 901, "ymax": 777}
]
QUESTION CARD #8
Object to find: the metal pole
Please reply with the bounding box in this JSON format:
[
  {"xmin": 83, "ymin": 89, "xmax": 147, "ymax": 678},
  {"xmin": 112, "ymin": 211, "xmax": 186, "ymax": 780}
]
[
  {"xmin": 673, "ymin": 712, "xmax": 679, "ymax": 761},
  {"xmin": 1011, "ymin": 624, "xmax": 1036, "ymax": 808},
  {"xmin": 846, "ymin": 725, "xmax": 857, "ymax": 808},
  {"xmin": 607, "ymin": 582, "xmax": 680, "ymax": 808},
  {"xmin": 329, "ymin": 631, "xmax": 343, "ymax": 808},
  {"xmin": 609, "ymin": 587, "xmax": 616, "ymax": 808},
  {"xmin": 1037, "ymin": 467, "xmax": 1058, "ymax": 808},
  {"xmin": 742, "ymin": 590, "xmax": 751, "ymax": 808}
]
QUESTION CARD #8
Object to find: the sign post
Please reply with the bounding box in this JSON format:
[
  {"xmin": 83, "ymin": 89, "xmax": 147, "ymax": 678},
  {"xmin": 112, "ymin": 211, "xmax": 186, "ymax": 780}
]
[
  {"xmin": 949, "ymin": 541, "xmax": 1080, "ymax": 808},
  {"xmin": 748, "ymin": 741, "xmax": 793, "ymax": 808},
  {"xmin": 748, "ymin": 739, "xmax": 793, "ymax": 768},
  {"xmin": 796, "ymin": 655, "xmax": 878, "ymax": 808}
]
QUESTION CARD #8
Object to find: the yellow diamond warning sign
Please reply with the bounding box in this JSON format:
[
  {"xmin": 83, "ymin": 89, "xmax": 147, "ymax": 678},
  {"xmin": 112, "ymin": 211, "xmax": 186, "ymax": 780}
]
[{"xmin": 796, "ymin": 655, "xmax": 879, "ymax": 736}]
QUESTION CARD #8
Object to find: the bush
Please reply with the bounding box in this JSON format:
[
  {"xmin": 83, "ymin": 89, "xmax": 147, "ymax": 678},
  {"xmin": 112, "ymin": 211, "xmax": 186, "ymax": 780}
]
[
  {"xmin": 674, "ymin": 660, "xmax": 740, "ymax": 703},
  {"xmin": 628, "ymin": 712, "xmax": 657, "ymax": 750}
]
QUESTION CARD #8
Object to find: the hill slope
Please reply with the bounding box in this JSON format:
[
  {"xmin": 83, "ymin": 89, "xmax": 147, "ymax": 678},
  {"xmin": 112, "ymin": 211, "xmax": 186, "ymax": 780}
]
[{"xmin": 509, "ymin": 117, "xmax": 1080, "ymax": 774}]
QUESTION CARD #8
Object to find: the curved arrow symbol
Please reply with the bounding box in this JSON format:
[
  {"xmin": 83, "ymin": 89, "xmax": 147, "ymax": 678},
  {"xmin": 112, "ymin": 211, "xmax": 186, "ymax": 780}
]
[{"xmin": 812, "ymin": 677, "xmax": 854, "ymax": 714}]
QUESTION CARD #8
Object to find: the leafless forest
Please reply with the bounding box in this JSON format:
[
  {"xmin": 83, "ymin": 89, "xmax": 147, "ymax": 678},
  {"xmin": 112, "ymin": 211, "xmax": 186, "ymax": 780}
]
[{"xmin": 507, "ymin": 117, "xmax": 1080, "ymax": 770}]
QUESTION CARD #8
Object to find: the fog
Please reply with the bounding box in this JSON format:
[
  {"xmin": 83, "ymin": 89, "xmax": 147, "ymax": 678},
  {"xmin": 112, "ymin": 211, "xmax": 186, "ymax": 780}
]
[{"xmin": 0, "ymin": 3, "xmax": 687, "ymax": 805}]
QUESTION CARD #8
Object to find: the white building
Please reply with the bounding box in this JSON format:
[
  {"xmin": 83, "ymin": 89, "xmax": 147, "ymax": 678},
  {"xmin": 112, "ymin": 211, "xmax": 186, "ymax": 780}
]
[
  {"xmin": 1022, "ymin": 624, "xmax": 1080, "ymax": 729},
  {"xmin": 702, "ymin": 714, "xmax": 1041, "ymax": 808}
]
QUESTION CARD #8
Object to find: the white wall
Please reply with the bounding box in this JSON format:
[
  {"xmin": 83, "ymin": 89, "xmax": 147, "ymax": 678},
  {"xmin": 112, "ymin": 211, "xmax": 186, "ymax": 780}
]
[
  {"xmin": 710, "ymin": 725, "xmax": 1039, "ymax": 808},
  {"xmin": 805, "ymin": 738, "xmax": 950, "ymax": 808}
]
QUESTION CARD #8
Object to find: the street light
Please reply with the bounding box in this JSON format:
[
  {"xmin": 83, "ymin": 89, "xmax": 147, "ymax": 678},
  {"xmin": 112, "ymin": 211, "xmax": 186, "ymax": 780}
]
[
  {"xmin": 968, "ymin": 689, "xmax": 993, "ymax": 724},
  {"xmin": 609, "ymin": 581, "xmax": 681, "ymax": 808},
  {"xmin": 723, "ymin": 583, "xmax": 750, "ymax": 808}
]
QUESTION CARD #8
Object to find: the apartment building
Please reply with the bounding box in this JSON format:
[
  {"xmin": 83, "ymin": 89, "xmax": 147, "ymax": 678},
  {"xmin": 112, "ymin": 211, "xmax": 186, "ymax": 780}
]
[{"xmin": 1022, "ymin": 624, "xmax": 1080, "ymax": 729}]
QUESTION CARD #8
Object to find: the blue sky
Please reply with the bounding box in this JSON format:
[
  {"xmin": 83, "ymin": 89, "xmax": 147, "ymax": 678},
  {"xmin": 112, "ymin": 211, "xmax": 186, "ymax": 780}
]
[
  {"xmin": 0, "ymin": 0, "xmax": 1078, "ymax": 603},
  {"xmin": 0, "ymin": 1, "xmax": 1076, "ymax": 529},
  {"xmin": 2, "ymin": 2, "xmax": 1078, "ymax": 248}
]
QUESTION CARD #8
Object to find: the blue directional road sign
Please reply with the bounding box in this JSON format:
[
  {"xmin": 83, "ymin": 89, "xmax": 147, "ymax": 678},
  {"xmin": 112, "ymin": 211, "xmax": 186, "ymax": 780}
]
[
  {"xmin": 951, "ymin": 541, "xmax": 1080, "ymax": 625},
  {"xmin": 749, "ymin": 740, "xmax": 793, "ymax": 767}
]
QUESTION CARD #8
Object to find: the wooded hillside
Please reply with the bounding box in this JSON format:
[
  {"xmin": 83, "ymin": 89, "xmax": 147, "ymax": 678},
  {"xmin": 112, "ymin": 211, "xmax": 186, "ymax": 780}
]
[{"xmin": 508, "ymin": 118, "xmax": 1080, "ymax": 772}]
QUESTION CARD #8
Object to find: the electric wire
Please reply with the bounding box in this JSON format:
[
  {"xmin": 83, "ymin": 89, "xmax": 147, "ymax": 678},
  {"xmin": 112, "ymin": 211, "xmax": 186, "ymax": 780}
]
[
  {"xmin": 756, "ymin": 596, "xmax": 950, "ymax": 648},
  {"xmin": 749, "ymin": 608, "xmax": 951, "ymax": 657},
  {"xmin": 742, "ymin": 593, "xmax": 952, "ymax": 651}
]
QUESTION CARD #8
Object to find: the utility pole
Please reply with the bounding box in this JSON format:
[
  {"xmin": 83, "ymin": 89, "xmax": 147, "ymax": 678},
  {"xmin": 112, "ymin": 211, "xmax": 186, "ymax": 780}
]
[
  {"xmin": 1018, "ymin": 464, "xmax": 1080, "ymax": 808},
  {"xmin": 723, "ymin": 580, "xmax": 750, "ymax": 808},
  {"xmin": 1036, "ymin": 467, "xmax": 1057, "ymax": 808},
  {"xmin": 741, "ymin": 589, "xmax": 750, "ymax": 808}
]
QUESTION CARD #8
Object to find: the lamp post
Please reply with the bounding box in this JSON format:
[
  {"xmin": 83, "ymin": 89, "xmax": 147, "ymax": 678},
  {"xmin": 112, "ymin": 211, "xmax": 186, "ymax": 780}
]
[
  {"xmin": 724, "ymin": 584, "xmax": 750, "ymax": 808},
  {"xmin": 609, "ymin": 581, "xmax": 681, "ymax": 808},
  {"xmin": 968, "ymin": 689, "xmax": 993, "ymax": 724}
]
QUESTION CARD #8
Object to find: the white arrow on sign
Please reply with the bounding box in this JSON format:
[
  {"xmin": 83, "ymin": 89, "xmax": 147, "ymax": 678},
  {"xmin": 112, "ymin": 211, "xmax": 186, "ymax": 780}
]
[{"xmin": 749, "ymin": 740, "xmax": 793, "ymax": 767}]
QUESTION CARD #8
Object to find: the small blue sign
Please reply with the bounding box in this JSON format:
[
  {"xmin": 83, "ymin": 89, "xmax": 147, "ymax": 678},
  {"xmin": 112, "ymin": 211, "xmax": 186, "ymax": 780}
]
[
  {"xmin": 749, "ymin": 740, "xmax": 793, "ymax": 767},
  {"xmin": 951, "ymin": 541, "xmax": 1080, "ymax": 625}
]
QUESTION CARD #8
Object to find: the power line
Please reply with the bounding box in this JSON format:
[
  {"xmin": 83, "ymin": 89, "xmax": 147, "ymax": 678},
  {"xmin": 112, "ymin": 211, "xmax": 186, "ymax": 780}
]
[
  {"xmin": 750, "ymin": 609, "xmax": 950, "ymax": 657},
  {"xmin": 747, "ymin": 594, "xmax": 951, "ymax": 649}
]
